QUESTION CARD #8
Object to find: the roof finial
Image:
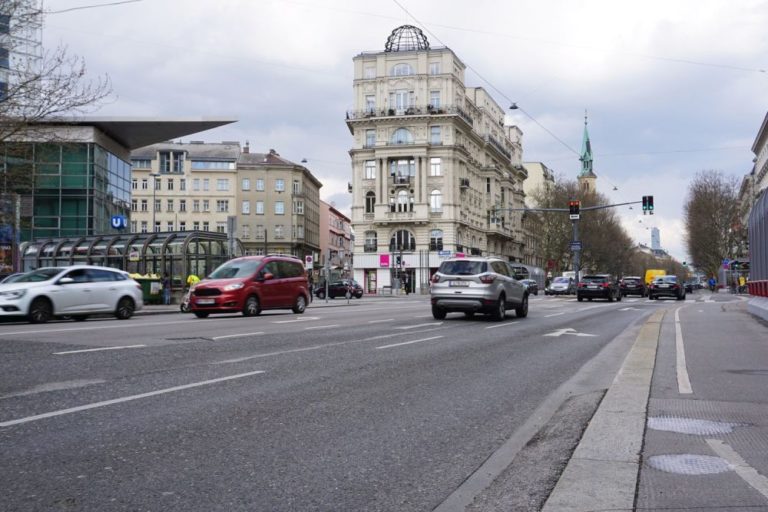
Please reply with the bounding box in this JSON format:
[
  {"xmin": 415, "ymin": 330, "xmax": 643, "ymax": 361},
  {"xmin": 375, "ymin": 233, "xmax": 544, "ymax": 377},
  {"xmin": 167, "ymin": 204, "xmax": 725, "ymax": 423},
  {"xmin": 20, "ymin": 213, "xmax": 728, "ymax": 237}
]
[{"xmin": 584, "ymin": 109, "xmax": 588, "ymax": 126}]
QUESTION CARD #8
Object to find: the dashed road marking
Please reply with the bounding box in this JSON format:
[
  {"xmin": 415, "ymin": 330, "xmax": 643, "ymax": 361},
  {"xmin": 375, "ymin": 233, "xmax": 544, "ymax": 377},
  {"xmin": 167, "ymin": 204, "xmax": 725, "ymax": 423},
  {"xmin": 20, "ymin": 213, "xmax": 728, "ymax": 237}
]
[
  {"xmin": 376, "ymin": 336, "xmax": 443, "ymax": 350},
  {"xmin": 54, "ymin": 345, "xmax": 146, "ymax": 355}
]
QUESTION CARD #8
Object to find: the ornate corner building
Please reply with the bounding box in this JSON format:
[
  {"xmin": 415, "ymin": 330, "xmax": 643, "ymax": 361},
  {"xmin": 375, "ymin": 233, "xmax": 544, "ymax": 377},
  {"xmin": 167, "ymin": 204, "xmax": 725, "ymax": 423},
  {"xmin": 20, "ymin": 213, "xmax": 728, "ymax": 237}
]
[{"xmin": 347, "ymin": 26, "xmax": 528, "ymax": 294}]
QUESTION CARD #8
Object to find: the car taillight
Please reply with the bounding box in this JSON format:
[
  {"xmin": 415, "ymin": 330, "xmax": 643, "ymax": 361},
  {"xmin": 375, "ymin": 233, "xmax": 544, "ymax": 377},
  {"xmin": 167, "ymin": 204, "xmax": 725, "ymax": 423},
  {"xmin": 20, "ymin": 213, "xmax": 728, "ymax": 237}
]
[
  {"xmin": 431, "ymin": 274, "xmax": 441, "ymax": 284},
  {"xmin": 479, "ymin": 274, "xmax": 496, "ymax": 284},
  {"xmin": 579, "ymin": 282, "xmax": 587, "ymax": 288},
  {"xmin": 602, "ymin": 282, "xmax": 611, "ymax": 288}
]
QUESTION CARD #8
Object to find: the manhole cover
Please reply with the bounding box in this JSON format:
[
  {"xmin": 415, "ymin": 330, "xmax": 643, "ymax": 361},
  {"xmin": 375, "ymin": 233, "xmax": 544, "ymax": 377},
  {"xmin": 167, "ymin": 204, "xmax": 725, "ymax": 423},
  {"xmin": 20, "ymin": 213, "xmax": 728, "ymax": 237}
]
[
  {"xmin": 648, "ymin": 416, "xmax": 739, "ymax": 435},
  {"xmin": 647, "ymin": 454, "xmax": 731, "ymax": 475}
]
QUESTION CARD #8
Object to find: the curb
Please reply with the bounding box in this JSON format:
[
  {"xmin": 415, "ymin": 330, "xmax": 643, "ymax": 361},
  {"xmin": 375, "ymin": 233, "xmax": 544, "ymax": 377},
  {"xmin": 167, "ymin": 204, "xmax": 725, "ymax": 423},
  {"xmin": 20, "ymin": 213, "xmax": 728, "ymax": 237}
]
[{"xmin": 541, "ymin": 309, "xmax": 665, "ymax": 511}]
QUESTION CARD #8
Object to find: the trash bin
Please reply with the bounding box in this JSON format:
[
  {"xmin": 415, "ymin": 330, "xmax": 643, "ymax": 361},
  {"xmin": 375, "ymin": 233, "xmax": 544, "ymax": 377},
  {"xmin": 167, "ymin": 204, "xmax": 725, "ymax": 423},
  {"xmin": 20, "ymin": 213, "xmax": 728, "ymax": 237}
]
[{"xmin": 134, "ymin": 277, "xmax": 163, "ymax": 304}]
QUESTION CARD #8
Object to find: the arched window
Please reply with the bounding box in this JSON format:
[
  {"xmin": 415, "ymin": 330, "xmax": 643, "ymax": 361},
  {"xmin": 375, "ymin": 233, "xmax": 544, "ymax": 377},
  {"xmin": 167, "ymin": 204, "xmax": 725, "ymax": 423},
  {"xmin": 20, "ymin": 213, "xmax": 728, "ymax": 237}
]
[
  {"xmin": 397, "ymin": 190, "xmax": 409, "ymax": 212},
  {"xmin": 390, "ymin": 230, "xmax": 416, "ymax": 252},
  {"xmin": 364, "ymin": 231, "xmax": 377, "ymax": 252},
  {"xmin": 429, "ymin": 229, "xmax": 443, "ymax": 251},
  {"xmin": 390, "ymin": 63, "xmax": 414, "ymax": 76},
  {"xmin": 365, "ymin": 191, "xmax": 375, "ymax": 213},
  {"xmin": 429, "ymin": 189, "xmax": 442, "ymax": 212},
  {"xmin": 391, "ymin": 128, "xmax": 414, "ymax": 145}
]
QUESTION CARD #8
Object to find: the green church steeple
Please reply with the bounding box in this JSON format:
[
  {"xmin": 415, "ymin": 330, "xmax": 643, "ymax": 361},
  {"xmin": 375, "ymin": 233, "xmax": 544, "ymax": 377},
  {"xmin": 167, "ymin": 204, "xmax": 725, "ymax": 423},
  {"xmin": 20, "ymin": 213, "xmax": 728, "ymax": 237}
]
[{"xmin": 579, "ymin": 112, "xmax": 595, "ymax": 178}]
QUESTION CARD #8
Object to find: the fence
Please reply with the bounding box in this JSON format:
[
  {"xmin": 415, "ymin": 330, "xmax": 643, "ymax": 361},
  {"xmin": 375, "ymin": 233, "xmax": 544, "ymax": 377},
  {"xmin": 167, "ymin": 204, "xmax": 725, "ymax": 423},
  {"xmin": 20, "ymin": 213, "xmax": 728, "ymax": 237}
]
[{"xmin": 748, "ymin": 188, "xmax": 768, "ymax": 297}]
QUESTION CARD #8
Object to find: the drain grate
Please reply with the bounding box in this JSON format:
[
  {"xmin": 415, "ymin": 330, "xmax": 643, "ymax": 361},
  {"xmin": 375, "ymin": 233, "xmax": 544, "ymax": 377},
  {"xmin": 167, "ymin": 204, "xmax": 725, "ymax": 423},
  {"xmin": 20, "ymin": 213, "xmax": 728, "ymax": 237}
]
[
  {"xmin": 648, "ymin": 416, "xmax": 739, "ymax": 435},
  {"xmin": 647, "ymin": 454, "xmax": 731, "ymax": 475}
]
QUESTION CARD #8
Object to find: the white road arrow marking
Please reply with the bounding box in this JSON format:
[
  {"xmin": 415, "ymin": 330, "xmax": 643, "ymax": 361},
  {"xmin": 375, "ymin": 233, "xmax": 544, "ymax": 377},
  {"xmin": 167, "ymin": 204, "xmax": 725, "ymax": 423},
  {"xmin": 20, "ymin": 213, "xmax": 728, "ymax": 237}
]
[{"xmin": 543, "ymin": 328, "xmax": 597, "ymax": 337}]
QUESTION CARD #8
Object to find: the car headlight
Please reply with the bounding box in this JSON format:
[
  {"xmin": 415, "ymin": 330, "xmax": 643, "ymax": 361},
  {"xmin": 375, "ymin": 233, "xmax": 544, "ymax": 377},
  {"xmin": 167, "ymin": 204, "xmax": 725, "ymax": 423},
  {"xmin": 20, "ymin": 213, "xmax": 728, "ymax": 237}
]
[
  {"xmin": 0, "ymin": 289, "xmax": 27, "ymax": 300},
  {"xmin": 223, "ymin": 283, "xmax": 244, "ymax": 291}
]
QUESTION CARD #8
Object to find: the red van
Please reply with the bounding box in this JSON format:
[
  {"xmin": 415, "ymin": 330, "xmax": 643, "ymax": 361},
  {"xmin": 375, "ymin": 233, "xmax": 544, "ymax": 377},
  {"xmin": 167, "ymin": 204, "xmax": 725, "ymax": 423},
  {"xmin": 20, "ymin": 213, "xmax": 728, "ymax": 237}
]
[{"xmin": 189, "ymin": 255, "xmax": 310, "ymax": 318}]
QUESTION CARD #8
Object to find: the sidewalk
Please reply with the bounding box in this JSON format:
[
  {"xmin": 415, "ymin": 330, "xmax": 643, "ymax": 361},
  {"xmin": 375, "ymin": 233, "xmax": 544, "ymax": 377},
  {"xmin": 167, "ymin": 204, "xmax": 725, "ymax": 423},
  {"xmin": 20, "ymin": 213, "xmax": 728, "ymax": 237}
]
[{"xmin": 544, "ymin": 292, "xmax": 768, "ymax": 511}]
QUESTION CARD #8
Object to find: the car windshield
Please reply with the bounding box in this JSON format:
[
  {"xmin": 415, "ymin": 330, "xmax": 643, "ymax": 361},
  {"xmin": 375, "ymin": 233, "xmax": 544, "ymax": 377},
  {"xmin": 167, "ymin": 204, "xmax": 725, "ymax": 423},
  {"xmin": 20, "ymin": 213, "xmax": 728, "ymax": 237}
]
[
  {"xmin": 208, "ymin": 259, "xmax": 261, "ymax": 279},
  {"xmin": 439, "ymin": 260, "xmax": 487, "ymax": 275},
  {"xmin": 11, "ymin": 268, "xmax": 64, "ymax": 283},
  {"xmin": 553, "ymin": 277, "xmax": 569, "ymax": 283},
  {"xmin": 656, "ymin": 276, "xmax": 677, "ymax": 283},
  {"xmin": 582, "ymin": 275, "xmax": 609, "ymax": 283}
]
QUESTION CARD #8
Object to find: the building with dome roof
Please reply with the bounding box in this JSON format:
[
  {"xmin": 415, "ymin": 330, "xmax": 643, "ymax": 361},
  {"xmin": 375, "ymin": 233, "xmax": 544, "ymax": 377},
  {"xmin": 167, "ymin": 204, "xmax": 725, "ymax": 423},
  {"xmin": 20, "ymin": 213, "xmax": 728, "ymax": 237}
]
[{"xmin": 346, "ymin": 25, "xmax": 528, "ymax": 294}]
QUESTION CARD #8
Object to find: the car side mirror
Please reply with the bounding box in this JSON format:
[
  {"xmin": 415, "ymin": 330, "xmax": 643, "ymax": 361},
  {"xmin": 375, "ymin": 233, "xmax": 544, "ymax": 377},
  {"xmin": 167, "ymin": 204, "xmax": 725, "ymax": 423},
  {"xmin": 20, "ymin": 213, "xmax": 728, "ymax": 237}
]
[{"xmin": 58, "ymin": 277, "xmax": 74, "ymax": 285}]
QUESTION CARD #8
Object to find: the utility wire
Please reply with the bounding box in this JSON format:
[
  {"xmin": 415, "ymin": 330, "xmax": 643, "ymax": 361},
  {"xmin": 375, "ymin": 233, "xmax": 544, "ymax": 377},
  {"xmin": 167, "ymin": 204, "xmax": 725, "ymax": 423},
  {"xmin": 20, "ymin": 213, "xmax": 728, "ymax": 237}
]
[{"xmin": 47, "ymin": 0, "xmax": 142, "ymax": 15}]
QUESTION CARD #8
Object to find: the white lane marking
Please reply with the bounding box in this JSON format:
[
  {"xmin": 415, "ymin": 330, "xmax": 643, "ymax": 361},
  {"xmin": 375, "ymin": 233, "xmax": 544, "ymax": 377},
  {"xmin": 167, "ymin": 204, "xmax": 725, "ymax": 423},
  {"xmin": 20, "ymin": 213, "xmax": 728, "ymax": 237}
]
[
  {"xmin": 394, "ymin": 323, "xmax": 443, "ymax": 330},
  {"xmin": 485, "ymin": 322, "xmax": 521, "ymax": 330},
  {"xmin": 413, "ymin": 315, "xmax": 434, "ymax": 318},
  {"xmin": 619, "ymin": 307, "xmax": 641, "ymax": 311},
  {"xmin": 0, "ymin": 319, "xmax": 195, "ymax": 337},
  {"xmin": 367, "ymin": 318, "xmax": 394, "ymax": 324},
  {"xmin": 543, "ymin": 328, "xmax": 596, "ymax": 337},
  {"xmin": 376, "ymin": 336, "xmax": 443, "ymax": 350},
  {"xmin": 212, "ymin": 332, "xmax": 265, "ymax": 340},
  {"xmin": 675, "ymin": 307, "xmax": 693, "ymax": 394},
  {"xmin": 54, "ymin": 345, "xmax": 146, "ymax": 355},
  {"xmin": 304, "ymin": 324, "xmax": 341, "ymax": 331},
  {"xmin": 545, "ymin": 312, "xmax": 565, "ymax": 317},
  {"xmin": 272, "ymin": 316, "xmax": 319, "ymax": 324},
  {"xmin": 0, "ymin": 370, "xmax": 265, "ymax": 428},
  {"xmin": 707, "ymin": 439, "xmax": 768, "ymax": 498}
]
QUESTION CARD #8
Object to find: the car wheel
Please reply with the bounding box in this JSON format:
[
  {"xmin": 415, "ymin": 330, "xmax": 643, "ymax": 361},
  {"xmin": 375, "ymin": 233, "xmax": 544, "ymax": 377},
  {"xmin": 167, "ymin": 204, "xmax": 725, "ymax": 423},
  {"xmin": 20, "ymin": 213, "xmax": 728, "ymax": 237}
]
[
  {"xmin": 72, "ymin": 315, "xmax": 89, "ymax": 322},
  {"xmin": 115, "ymin": 297, "xmax": 135, "ymax": 320},
  {"xmin": 617, "ymin": 293, "xmax": 622, "ymax": 302},
  {"xmin": 180, "ymin": 303, "xmax": 190, "ymax": 313},
  {"xmin": 515, "ymin": 294, "xmax": 529, "ymax": 318},
  {"xmin": 607, "ymin": 292, "xmax": 614, "ymax": 302},
  {"xmin": 242, "ymin": 295, "xmax": 261, "ymax": 316},
  {"xmin": 588, "ymin": 298, "xmax": 593, "ymax": 301},
  {"xmin": 194, "ymin": 312, "xmax": 209, "ymax": 318},
  {"xmin": 28, "ymin": 297, "xmax": 53, "ymax": 324},
  {"xmin": 533, "ymin": 290, "xmax": 538, "ymax": 296},
  {"xmin": 317, "ymin": 290, "xmax": 326, "ymax": 299},
  {"xmin": 292, "ymin": 295, "xmax": 307, "ymax": 314},
  {"xmin": 464, "ymin": 311, "xmax": 475, "ymax": 319},
  {"xmin": 577, "ymin": 296, "xmax": 583, "ymax": 302},
  {"xmin": 355, "ymin": 292, "xmax": 363, "ymax": 299},
  {"xmin": 432, "ymin": 305, "xmax": 446, "ymax": 320},
  {"xmin": 491, "ymin": 294, "xmax": 506, "ymax": 321}
]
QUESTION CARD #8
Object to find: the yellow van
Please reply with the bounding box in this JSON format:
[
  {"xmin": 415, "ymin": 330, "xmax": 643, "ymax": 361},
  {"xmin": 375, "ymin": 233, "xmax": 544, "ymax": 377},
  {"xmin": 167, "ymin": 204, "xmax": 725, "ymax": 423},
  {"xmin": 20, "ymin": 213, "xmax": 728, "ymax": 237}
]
[{"xmin": 644, "ymin": 269, "xmax": 666, "ymax": 285}]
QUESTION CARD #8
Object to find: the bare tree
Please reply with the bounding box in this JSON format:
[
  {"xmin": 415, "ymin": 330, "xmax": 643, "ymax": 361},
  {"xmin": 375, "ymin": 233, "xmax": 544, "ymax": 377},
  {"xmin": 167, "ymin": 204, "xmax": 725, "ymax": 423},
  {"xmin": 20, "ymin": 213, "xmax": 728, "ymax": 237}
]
[{"xmin": 684, "ymin": 170, "xmax": 744, "ymax": 279}]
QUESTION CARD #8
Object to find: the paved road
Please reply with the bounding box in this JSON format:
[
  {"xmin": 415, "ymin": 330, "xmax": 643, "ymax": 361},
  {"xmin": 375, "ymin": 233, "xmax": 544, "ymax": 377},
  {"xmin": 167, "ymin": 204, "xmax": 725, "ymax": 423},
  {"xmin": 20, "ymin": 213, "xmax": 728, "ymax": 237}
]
[{"xmin": 0, "ymin": 292, "xmax": 743, "ymax": 511}]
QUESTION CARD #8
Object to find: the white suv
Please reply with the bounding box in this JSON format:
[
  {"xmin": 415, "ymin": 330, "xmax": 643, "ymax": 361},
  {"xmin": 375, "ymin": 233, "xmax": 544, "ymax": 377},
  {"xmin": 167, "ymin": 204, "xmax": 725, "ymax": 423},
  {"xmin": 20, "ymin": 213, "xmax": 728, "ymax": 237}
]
[
  {"xmin": 430, "ymin": 257, "xmax": 528, "ymax": 321},
  {"xmin": 0, "ymin": 266, "xmax": 143, "ymax": 323}
]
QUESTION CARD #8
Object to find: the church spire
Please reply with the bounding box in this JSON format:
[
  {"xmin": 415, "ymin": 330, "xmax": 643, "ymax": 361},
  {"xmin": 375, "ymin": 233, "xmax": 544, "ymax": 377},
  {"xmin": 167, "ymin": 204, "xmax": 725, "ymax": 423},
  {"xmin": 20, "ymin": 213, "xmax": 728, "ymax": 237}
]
[{"xmin": 578, "ymin": 111, "xmax": 597, "ymax": 193}]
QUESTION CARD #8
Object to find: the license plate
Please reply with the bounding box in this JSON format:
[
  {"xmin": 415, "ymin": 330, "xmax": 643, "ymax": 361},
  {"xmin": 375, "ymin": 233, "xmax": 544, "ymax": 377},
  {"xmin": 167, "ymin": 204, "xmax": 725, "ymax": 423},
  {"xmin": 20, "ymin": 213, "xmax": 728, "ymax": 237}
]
[
  {"xmin": 449, "ymin": 281, "xmax": 469, "ymax": 287},
  {"xmin": 196, "ymin": 298, "xmax": 215, "ymax": 305},
  {"xmin": 658, "ymin": 284, "xmax": 669, "ymax": 288},
  {"xmin": 589, "ymin": 285, "xmax": 600, "ymax": 289}
]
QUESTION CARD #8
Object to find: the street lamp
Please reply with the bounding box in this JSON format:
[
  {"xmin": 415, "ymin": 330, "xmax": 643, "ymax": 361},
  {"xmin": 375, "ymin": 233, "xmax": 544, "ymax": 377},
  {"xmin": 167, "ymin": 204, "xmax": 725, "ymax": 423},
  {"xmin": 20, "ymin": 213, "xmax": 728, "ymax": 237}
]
[{"xmin": 150, "ymin": 172, "xmax": 160, "ymax": 232}]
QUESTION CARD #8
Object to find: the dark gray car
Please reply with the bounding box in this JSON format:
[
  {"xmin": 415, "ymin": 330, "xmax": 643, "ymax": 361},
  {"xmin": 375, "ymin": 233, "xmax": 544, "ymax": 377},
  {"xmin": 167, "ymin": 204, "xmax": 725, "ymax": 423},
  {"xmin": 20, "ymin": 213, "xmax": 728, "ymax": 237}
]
[{"xmin": 429, "ymin": 257, "xmax": 528, "ymax": 321}]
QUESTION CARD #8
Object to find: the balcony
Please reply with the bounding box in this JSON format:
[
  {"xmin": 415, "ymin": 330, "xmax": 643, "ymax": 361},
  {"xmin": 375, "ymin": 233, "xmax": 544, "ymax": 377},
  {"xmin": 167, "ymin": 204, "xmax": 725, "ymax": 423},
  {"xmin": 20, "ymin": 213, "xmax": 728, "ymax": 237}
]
[
  {"xmin": 345, "ymin": 104, "xmax": 474, "ymax": 127},
  {"xmin": 392, "ymin": 175, "xmax": 411, "ymax": 187},
  {"xmin": 484, "ymin": 135, "xmax": 512, "ymax": 160}
]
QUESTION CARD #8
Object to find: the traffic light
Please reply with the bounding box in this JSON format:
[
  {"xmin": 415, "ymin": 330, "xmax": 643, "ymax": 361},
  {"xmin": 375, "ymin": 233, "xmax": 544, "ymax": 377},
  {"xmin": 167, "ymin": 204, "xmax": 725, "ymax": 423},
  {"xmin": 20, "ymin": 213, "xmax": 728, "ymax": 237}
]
[
  {"xmin": 395, "ymin": 255, "xmax": 402, "ymax": 267},
  {"xmin": 647, "ymin": 195, "xmax": 654, "ymax": 214},
  {"xmin": 642, "ymin": 196, "xmax": 648, "ymax": 212},
  {"xmin": 568, "ymin": 200, "xmax": 580, "ymax": 216}
]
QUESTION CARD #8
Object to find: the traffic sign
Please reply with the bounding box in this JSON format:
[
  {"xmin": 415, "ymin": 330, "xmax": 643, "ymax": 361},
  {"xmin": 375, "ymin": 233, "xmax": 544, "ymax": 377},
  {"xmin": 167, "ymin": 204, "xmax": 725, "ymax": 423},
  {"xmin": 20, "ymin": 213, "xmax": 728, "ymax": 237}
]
[
  {"xmin": 110, "ymin": 215, "xmax": 127, "ymax": 229},
  {"xmin": 569, "ymin": 214, "xmax": 580, "ymax": 220},
  {"xmin": 570, "ymin": 241, "xmax": 582, "ymax": 251}
]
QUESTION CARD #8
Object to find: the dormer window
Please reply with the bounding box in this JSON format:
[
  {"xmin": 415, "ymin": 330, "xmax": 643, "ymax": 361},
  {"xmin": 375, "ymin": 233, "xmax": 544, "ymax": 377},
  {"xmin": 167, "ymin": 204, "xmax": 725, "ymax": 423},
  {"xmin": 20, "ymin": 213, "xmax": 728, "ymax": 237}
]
[{"xmin": 391, "ymin": 63, "xmax": 414, "ymax": 76}]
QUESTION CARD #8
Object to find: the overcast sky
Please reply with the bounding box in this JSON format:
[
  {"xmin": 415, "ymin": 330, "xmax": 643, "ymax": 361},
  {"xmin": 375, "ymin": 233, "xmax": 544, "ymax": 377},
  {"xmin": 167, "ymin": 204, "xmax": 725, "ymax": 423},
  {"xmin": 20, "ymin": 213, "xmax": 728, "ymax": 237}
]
[{"xmin": 42, "ymin": 0, "xmax": 768, "ymax": 261}]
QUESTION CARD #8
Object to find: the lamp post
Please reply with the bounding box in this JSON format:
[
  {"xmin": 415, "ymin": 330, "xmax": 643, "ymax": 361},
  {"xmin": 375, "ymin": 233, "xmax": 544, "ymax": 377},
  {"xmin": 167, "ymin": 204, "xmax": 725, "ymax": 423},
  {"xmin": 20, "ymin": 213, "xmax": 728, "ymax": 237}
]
[{"xmin": 150, "ymin": 172, "xmax": 160, "ymax": 232}]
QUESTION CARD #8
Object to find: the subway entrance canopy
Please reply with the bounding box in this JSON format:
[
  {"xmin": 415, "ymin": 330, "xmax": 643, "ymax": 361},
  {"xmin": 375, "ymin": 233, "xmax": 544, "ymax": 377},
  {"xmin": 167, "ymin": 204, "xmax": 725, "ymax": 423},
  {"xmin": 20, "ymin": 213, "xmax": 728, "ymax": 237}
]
[{"xmin": 19, "ymin": 231, "xmax": 244, "ymax": 285}]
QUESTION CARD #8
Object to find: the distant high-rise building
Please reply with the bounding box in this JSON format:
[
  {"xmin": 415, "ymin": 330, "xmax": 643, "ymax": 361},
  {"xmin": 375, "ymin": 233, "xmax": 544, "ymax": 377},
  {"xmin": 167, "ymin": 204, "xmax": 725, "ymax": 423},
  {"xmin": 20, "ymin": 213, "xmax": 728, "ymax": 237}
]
[
  {"xmin": 651, "ymin": 227, "xmax": 661, "ymax": 250},
  {"xmin": 0, "ymin": 0, "xmax": 43, "ymax": 98}
]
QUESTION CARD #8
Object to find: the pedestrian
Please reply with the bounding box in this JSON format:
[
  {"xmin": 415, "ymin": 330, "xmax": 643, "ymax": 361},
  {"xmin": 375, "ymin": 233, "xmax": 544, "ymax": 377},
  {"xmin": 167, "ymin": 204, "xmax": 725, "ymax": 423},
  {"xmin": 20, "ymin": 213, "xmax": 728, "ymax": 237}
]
[
  {"xmin": 162, "ymin": 272, "xmax": 171, "ymax": 305},
  {"xmin": 186, "ymin": 273, "xmax": 200, "ymax": 288},
  {"xmin": 708, "ymin": 275, "xmax": 717, "ymax": 292}
]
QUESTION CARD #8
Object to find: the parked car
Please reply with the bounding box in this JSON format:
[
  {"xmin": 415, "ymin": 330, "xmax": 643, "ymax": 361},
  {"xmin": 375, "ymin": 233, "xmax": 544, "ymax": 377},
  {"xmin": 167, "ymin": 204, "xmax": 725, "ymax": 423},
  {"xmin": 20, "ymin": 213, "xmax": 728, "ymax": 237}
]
[
  {"xmin": 519, "ymin": 279, "xmax": 539, "ymax": 295},
  {"xmin": 0, "ymin": 265, "xmax": 143, "ymax": 323},
  {"xmin": 315, "ymin": 279, "xmax": 363, "ymax": 299},
  {"xmin": 0, "ymin": 272, "xmax": 26, "ymax": 284},
  {"xmin": 190, "ymin": 254, "xmax": 310, "ymax": 318},
  {"xmin": 620, "ymin": 276, "xmax": 647, "ymax": 297},
  {"xmin": 430, "ymin": 256, "xmax": 528, "ymax": 321},
  {"xmin": 545, "ymin": 276, "xmax": 575, "ymax": 295},
  {"xmin": 648, "ymin": 275, "xmax": 686, "ymax": 300},
  {"xmin": 577, "ymin": 274, "xmax": 622, "ymax": 302},
  {"xmin": 684, "ymin": 281, "xmax": 695, "ymax": 294}
]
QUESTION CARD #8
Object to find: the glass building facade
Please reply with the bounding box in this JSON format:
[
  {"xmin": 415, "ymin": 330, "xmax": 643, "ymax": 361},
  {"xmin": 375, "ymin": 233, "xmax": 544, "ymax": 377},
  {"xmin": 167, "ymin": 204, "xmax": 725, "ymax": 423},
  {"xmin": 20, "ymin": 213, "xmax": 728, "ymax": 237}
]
[{"xmin": 2, "ymin": 142, "xmax": 132, "ymax": 240}]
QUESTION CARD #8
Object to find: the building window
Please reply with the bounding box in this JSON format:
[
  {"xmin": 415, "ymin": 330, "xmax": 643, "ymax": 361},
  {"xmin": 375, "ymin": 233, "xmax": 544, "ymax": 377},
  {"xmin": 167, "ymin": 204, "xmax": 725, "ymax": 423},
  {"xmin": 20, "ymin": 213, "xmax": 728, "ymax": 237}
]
[
  {"xmin": 430, "ymin": 157, "xmax": 442, "ymax": 176},
  {"xmin": 256, "ymin": 201, "xmax": 264, "ymax": 214},
  {"xmin": 159, "ymin": 151, "xmax": 184, "ymax": 173},
  {"xmin": 193, "ymin": 178, "xmax": 200, "ymax": 191},
  {"xmin": 429, "ymin": 91, "xmax": 441, "ymax": 109},
  {"xmin": 390, "ymin": 158, "xmax": 416, "ymax": 180},
  {"xmin": 202, "ymin": 221, "xmax": 209, "ymax": 231},
  {"xmin": 166, "ymin": 221, "xmax": 174, "ymax": 232},
  {"xmin": 365, "ymin": 191, "xmax": 375, "ymax": 213},
  {"xmin": 396, "ymin": 190, "xmax": 411, "ymax": 212},
  {"xmin": 167, "ymin": 178, "xmax": 174, "ymax": 191},
  {"xmin": 275, "ymin": 179, "xmax": 285, "ymax": 192},
  {"xmin": 179, "ymin": 221, "xmax": 186, "ymax": 231},
  {"xmin": 203, "ymin": 179, "xmax": 210, "ymax": 191},
  {"xmin": 365, "ymin": 129, "xmax": 375, "ymax": 147},
  {"xmin": 389, "ymin": 230, "xmax": 416, "ymax": 251},
  {"xmin": 242, "ymin": 178, "xmax": 250, "ymax": 191},
  {"xmin": 141, "ymin": 179, "xmax": 148, "ymax": 190},
  {"xmin": 297, "ymin": 225, "xmax": 305, "ymax": 239},
  {"xmin": 429, "ymin": 62, "xmax": 441, "ymax": 75},
  {"xmin": 167, "ymin": 199, "xmax": 174, "ymax": 212},
  {"xmin": 154, "ymin": 199, "xmax": 161, "ymax": 212},
  {"xmin": 141, "ymin": 199, "xmax": 148, "ymax": 212},
  {"xmin": 191, "ymin": 161, "xmax": 235, "ymax": 170},
  {"xmin": 193, "ymin": 200, "xmax": 200, "ymax": 213},
  {"xmin": 255, "ymin": 225, "xmax": 264, "ymax": 239},
  {"xmin": 131, "ymin": 179, "xmax": 138, "ymax": 190},
  {"xmin": 364, "ymin": 231, "xmax": 377, "ymax": 252},
  {"xmin": 154, "ymin": 177, "xmax": 161, "ymax": 191},
  {"xmin": 275, "ymin": 201, "xmax": 285, "ymax": 215},
  {"xmin": 430, "ymin": 189, "xmax": 443, "ymax": 212},
  {"xmin": 154, "ymin": 221, "xmax": 161, "ymax": 233},
  {"xmin": 293, "ymin": 180, "xmax": 301, "ymax": 194},
  {"xmin": 391, "ymin": 63, "xmax": 413, "ymax": 76},
  {"xmin": 216, "ymin": 179, "xmax": 229, "ymax": 191},
  {"xmin": 242, "ymin": 200, "xmax": 250, "ymax": 214},
  {"xmin": 131, "ymin": 199, "xmax": 137, "ymax": 212},
  {"xmin": 365, "ymin": 95, "xmax": 375, "ymax": 112},
  {"xmin": 389, "ymin": 90, "xmax": 412, "ymax": 112},
  {"xmin": 216, "ymin": 200, "xmax": 229, "ymax": 213},
  {"xmin": 131, "ymin": 159, "xmax": 151, "ymax": 168},
  {"xmin": 131, "ymin": 220, "xmax": 137, "ymax": 232},
  {"xmin": 141, "ymin": 221, "xmax": 147, "ymax": 233},
  {"xmin": 364, "ymin": 160, "xmax": 376, "ymax": 180},
  {"xmin": 202, "ymin": 199, "xmax": 210, "ymax": 212},
  {"xmin": 429, "ymin": 229, "xmax": 444, "ymax": 251},
  {"xmin": 364, "ymin": 66, "xmax": 375, "ymax": 79},
  {"xmin": 179, "ymin": 199, "xmax": 186, "ymax": 212},
  {"xmin": 180, "ymin": 178, "xmax": 186, "ymax": 191},
  {"xmin": 193, "ymin": 221, "xmax": 200, "ymax": 231},
  {"xmin": 216, "ymin": 222, "xmax": 226, "ymax": 233},
  {"xmin": 430, "ymin": 127, "xmax": 441, "ymax": 145},
  {"xmin": 275, "ymin": 225, "xmax": 284, "ymax": 239},
  {"xmin": 241, "ymin": 224, "xmax": 250, "ymax": 239},
  {"xmin": 256, "ymin": 178, "xmax": 265, "ymax": 191},
  {"xmin": 391, "ymin": 128, "xmax": 414, "ymax": 145},
  {"xmin": 293, "ymin": 200, "xmax": 304, "ymax": 214}
]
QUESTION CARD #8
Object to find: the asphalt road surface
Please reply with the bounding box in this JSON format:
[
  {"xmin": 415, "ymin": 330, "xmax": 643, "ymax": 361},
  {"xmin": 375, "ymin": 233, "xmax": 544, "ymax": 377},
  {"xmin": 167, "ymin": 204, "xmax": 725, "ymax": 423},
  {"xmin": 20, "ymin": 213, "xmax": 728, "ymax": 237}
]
[{"xmin": 1, "ymin": 293, "xmax": 676, "ymax": 511}]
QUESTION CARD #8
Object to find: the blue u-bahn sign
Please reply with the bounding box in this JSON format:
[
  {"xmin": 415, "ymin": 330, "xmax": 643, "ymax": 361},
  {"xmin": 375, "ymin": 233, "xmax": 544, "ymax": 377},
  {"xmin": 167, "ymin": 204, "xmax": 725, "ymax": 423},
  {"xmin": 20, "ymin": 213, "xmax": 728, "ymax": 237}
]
[{"xmin": 110, "ymin": 215, "xmax": 128, "ymax": 230}]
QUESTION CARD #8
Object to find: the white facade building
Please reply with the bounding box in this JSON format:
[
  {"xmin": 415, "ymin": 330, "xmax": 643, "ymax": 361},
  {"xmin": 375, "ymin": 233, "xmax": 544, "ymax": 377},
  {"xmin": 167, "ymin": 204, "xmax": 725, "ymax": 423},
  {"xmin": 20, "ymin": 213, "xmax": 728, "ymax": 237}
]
[{"xmin": 347, "ymin": 26, "xmax": 527, "ymax": 294}]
